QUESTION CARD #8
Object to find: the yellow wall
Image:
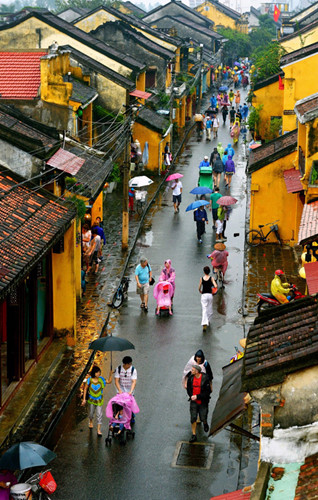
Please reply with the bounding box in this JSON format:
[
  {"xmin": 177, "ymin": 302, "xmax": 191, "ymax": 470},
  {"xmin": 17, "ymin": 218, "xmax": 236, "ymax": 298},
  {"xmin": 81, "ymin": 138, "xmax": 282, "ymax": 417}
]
[
  {"xmin": 282, "ymin": 53, "xmax": 318, "ymax": 133},
  {"xmin": 195, "ymin": 1, "xmax": 247, "ymax": 31},
  {"xmin": 298, "ymin": 118, "xmax": 318, "ymax": 202},
  {"xmin": 75, "ymin": 221, "xmax": 82, "ymax": 299},
  {"xmin": 280, "ymin": 27, "xmax": 318, "ymax": 53},
  {"xmin": 252, "ymin": 80, "xmax": 284, "ymax": 140},
  {"xmin": 249, "ymin": 151, "xmax": 303, "ymax": 245},
  {"xmin": 91, "ymin": 191, "xmax": 104, "ymax": 223},
  {"xmin": 133, "ymin": 122, "xmax": 170, "ymax": 172},
  {"xmin": 52, "ymin": 220, "xmax": 77, "ymax": 334}
]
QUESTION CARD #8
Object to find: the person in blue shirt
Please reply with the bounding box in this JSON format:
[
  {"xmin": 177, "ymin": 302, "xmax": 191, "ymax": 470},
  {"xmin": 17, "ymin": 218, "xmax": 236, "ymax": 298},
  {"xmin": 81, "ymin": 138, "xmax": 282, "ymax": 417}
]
[
  {"xmin": 194, "ymin": 206, "xmax": 208, "ymax": 243},
  {"xmin": 92, "ymin": 221, "xmax": 106, "ymax": 261},
  {"xmin": 199, "ymin": 156, "xmax": 210, "ymax": 169},
  {"xmin": 242, "ymin": 103, "xmax": 249, "ymax": 120},
  {"xmin": 210, "ymin": 95, "xmax": 217, "ymax": 109},
  {"xmin": 135, "ymin": 257, "xmax": 152, "ymax": 312},
  {"xmin": 227, "ymin": 143, "xmax": 235, "ymax": 158}
]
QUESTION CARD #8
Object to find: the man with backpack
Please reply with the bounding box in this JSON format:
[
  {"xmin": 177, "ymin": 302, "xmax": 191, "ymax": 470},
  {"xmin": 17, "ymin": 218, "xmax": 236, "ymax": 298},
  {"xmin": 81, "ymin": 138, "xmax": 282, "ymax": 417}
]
[{"xmin": 114, "ymin": 356, "xmax": 137, "ymax": 395}]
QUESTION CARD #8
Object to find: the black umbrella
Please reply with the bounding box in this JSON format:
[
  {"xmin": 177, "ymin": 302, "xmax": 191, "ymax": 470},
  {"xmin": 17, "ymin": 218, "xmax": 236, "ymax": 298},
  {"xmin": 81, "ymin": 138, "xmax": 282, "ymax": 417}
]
[
  {"xmin": 89, "ymin": 336, "xmax": 135, "ymax": 352},
  {"xmin": 0, "ymin": 442, "xmax": 56, "ymax": 470}
]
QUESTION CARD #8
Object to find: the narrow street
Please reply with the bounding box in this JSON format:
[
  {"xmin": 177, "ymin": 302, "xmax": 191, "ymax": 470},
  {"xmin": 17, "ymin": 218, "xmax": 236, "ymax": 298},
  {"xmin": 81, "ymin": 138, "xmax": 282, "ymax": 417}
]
[{"xmin": 51, "ymin": 100, "xmax": 259, "ymax": 499}]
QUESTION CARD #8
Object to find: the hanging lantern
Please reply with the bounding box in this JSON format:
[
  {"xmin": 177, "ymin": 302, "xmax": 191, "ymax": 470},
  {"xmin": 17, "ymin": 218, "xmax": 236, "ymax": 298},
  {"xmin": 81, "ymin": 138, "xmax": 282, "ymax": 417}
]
[
  {"xmin": 218, "ymin": 65, "xmax": 222, "ymax": 70},
  {"xmin": 234, "ymin": 66, "xmax": 238, "ymax": 70}
]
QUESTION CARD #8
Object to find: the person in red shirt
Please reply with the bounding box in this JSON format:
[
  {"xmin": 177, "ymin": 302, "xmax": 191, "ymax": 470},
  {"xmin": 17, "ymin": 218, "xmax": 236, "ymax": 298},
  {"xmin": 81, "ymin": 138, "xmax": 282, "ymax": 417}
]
[{"xmin": 186, "ymin": 365, "xmax": 212, "ymax": 443}]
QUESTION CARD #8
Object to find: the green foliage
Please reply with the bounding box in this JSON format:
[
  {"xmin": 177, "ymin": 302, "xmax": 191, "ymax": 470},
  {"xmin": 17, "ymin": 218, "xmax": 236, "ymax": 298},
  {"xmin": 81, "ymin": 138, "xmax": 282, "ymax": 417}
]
[
  {"xmin": 55, "ymin": 0, "xmax": 113, "ymax": 11},
  {"xmin": 267, "ymin": 117, "xmax": 282, "ymax": 141},
  {"xmin": 252, "ymin": 42, "xmax": 286, "ymax": 82},
  {"xmin": 248, "ymin": 105, "xmax": 263, "ymax": 137},
  {"xmin": 67, "ymin": 195, "xmax": 87, "ymax": 221},
  {"xmin": 65, "ymin": 176, "xmax": 87, "ymax": 195},
  {"xmin": 93, "ymin": 104, "xmax": 124, "ymax": 122},
  {"xmin": 109, "ymin": 163, "xmax": 121, "ymax": 183},
  {"xmin": 158, "ymin": 91, "xmax": 170, "ymax": 109},
  {"xmin": 218, "ymin": 27, "xmax": 251, "ymax": 64}
]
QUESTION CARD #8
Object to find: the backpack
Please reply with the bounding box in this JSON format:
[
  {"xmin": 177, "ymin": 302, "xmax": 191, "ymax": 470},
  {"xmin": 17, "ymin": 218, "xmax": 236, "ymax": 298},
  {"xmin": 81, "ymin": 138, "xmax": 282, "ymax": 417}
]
[{"xmin": 118, "ymin": 365, "xmax": 135, "ymax": 376}]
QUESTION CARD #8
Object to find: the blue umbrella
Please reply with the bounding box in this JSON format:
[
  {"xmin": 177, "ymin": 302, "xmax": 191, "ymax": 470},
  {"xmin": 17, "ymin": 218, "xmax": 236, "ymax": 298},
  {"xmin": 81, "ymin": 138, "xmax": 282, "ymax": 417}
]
[
  {"xmin": 190, "ymin": 187, "xmax": 213, "ymax": 195},
  {"xmin": 219, "ymin": 85, "xmax": 228, "ymax": 92},
  {"xmin": 0, "ymin": 442, "xmax": 56, "ymax": 470},
  {"xmin": 234, "ymin": 61, "xmax": 240, "ymax": 67},
  {"xmin": 186, "ymin": 200, "xmax": 210, "ymax": 212}
]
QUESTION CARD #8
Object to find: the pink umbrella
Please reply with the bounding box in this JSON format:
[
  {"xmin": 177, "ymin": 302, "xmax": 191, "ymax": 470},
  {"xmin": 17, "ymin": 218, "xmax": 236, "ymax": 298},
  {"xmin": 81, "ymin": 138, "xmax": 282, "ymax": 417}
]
[
  {"xmin": 166, "ymin": 173, "xmax": 183, "ymax": 181},
  {"xmin": 217, "ymin": 196, "xmax": 238, "ymax": 206}
]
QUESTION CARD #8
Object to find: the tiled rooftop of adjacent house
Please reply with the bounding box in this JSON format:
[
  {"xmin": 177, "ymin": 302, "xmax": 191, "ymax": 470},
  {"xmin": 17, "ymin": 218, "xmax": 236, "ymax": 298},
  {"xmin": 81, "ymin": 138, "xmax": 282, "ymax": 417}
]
[
  {"xmin": 0, "ymin": 167, "xmax": 76, "ymax": 299},
  {"xmin": 241, "ymin": 296, "xmax": 318, "ymax": 392},
  {"xmin": 281, "ymin": 41, "xmax": 318, "ymax": 67},
  {"xmin": 294, "ymin": 93, "xmax": 318, "ymax": 123},
  {"xmin": 0, "ymin": 51, "xmax": 47, "ymax": 99},
  {"xmin": 283, "ymin": 168, "xmax": 303, "ymax": 193},
  {"xmin": 298, "ymin": 200, "xmax": 318, "ymax": 244},
  {"xmin": 47, "ymin": 148, "xmax": 85, "ymax": 175},
  {"xmin": 248, "ymin": 130, "xmax": 298, "ymax": 172},
  {"xmin": 294, "ymin": 452, "xmax": 318, "ymax": 499},
  {"xmin": 304, "ymin": 261, "xmax": 318, "ymax": 295}
]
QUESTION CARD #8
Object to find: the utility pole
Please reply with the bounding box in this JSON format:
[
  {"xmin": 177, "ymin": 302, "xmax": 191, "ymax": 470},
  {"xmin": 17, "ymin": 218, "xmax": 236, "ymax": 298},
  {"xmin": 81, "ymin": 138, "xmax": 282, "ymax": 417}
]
[{"xmin": 122, "ymin": 112, "xmax": 130, "ymax": 251}]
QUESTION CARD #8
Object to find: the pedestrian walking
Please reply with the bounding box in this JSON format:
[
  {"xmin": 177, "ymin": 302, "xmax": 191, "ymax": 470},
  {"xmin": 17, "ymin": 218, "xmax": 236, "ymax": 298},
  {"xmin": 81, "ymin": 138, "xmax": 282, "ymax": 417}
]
[
  {"xmin": 217, "ymin": 142, "xmax": 224, "ymax": 157},
  {"xmin": 87, "ymin": 228, "xmax": 101, "ymax": 274},
  {"xmin": 82, "ymin": 223, "xmax": 91, "ymax": 269},
  {"xmin": 226, "ymin": 143, "xmax": 235, "ymax": 158},
  {"xmin": 129, "ymin": 186, "xmax": 135, "ymax": 212},
  {"xmin": 236, "ymin": 107, "xmax": 242, "ymax": 123},
  {"xmin": 171, "ymin": 178, "xmax": 182, "ymax": 213},
  {"xmin": 205, "ymin": 116, "xmax": 212, "ymax": 141},
  {"xmin": 209, "ymin": 147, "xmax": 218, "ymax": 166},
  {"xmin": 199, "ymin": 266, "xmax": 217, "ymax": 331},
  {"xmin": 229, "ymin": 106, "xmax": 236, "ymax": 128},
  {"xmin": 159, "ymin": 259, "xmax": 176, "ymax": 297},
  {"xmin": 242, "ymin": 102, "xmax": 249, "ymax": 120},
  {"xmin": 194, "ymin": 205, "xmax": 208, "ymax": 243},
  {"xmin": 212, "ymin": 154, "xmax": 223, "ymax": 189},
  {"xmin": 212, "ymin": 114, "xmax": 219, "ymax": 139},
  {"xmin": 182, "ymin": 349, "xmax": 213, "ymax": 389},
  {"xmin": 208, "ymin": 242, "xmax": 229, "ymax": 278},
  {"xmin": 187, "ymin": 365, "xmax": 212, "ymax": 442},
  {"xmin": 235, "ymin": 90, "xmax": 241, "ymax": 110},
  {"xmin": 0, "ymin": 469, "xmax": 17, "ymax": 498},
  {"xmin": 217, "ymin": 205, "xmax": 230, "ymax": 241},
  {"xmin": 215, "ymin": 209, "xmax": 224, "ymax": 241},
  {"xmin": 114, "ymin": 356, "xmax": 137, "ymax": 395},
  {"xmin": 209, "ymin": 186, "xmax": 222, "ymax": 227},
  {"xmin": 91, "ymin": 221, "xmax": 106, "ymax": 259},
  {"xmin": 229, "ymin": 89, "xmax": 234, "ymax": 105},
  {"xmin": 231, "ymin": 119, "xmax": 241, "ymax": 144},
  {"xmin": 199, "ymin": 155, "xmax": 210, "ymax": 169},
  {"xmin": 82, "ymin": 365, "xmax": 113, "ymax": 436},
  {"xmin": 135, "ymin": 257, "xmax": 152, "ymax": 312},
  {"xmin": 163, "ymin": 142, "xmax": 172, "ymax": 167},
  {"xmin": 224, "ymin": 156, "xmax": 235, "ymax": 188},
  {"xmin": 221, "ymin": 105, "xmax": 228, "ymax": 125}
]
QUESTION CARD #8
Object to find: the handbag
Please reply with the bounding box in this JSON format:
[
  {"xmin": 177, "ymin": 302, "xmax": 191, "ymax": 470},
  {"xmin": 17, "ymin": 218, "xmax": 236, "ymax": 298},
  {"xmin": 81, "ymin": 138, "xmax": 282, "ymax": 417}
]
[
  {"xmin": 212, "ymin": 287, "xmax": 218, "ymax": 295},
  {"xmin": 147, "ymin": 264, "xmax": 155, "ymax": 285},
  {"xmin": 39, "ymin": 471, "xmax": 57, "ymax": 494}
]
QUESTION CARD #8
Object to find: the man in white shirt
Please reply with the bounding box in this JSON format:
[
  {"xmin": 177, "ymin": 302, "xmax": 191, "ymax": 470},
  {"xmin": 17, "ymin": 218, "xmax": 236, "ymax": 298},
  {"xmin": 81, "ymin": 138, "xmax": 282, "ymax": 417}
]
[
  {"xmin": 171, "ymin": 180, "xmax": 183, "ymax": 213},
  {"xmin": 114, "ymin": 356, "xmax": 137, "ymax": 395}
]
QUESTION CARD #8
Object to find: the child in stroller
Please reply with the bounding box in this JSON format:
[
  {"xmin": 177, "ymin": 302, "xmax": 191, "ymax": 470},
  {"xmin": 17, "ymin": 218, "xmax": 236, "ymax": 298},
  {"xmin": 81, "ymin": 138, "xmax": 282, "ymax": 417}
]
[
  {"xmin": 105, "ymin": 393, "xmax": 139, "ymax": 446},
  {"xmin": 153, "ymin": 281, "xmax": 174, "ymax": 316}
]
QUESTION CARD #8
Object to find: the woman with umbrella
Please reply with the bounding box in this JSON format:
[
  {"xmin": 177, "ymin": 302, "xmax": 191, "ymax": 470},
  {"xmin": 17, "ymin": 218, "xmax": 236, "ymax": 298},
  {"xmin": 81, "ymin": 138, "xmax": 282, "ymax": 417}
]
[
  {"xmin": 194, "ymin": 204, "xmax": 209, "ymax": 243},
  {"xmin": 166, "ymin": 173, "xmax": 183, "ymax": 214},
  {"xmin": 82, "ymin": 365, "xmax": 113, "ymax": 436}
]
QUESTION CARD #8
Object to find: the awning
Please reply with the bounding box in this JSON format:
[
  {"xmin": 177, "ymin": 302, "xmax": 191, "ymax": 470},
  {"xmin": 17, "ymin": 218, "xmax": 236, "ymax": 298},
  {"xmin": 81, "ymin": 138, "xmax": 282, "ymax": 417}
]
[
  {"xmin": 298, "ymin": 201, "xmax": 318, "ymax": 244},
  {"xmin": 210, "ymin": 489, "xmax": 251, "ymax": 499},
  {"xmin": 47, "ymin": 148, "xmax": 85, "ymax": 176},
  {"xmin": 304, "ymin": 261, "xmax": 318, "ymax": 294},
  {"xmin": 283, "ymin": 168, "xmax": 303, "ymax": 193},
  {"xmin": 209, "ymin": 359, "xmax": 247, "ymax": 437},
  {"xmin": 129, "ymin": 89, "xmax": 152, "ymax": 99}
]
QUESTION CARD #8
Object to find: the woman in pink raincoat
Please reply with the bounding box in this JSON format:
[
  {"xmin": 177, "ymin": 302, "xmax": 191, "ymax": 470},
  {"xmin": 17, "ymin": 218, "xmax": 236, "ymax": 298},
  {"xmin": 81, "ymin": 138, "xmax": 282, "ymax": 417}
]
[{"xmin": 159, "ymin": 259, "xmax": 176, "ymax": 296}]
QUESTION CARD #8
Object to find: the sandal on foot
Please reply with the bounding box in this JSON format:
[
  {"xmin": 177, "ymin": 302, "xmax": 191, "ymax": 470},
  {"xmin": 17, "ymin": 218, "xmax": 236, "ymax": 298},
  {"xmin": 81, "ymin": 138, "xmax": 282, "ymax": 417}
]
[{"xmin": 140, "ymin": 303, "xmax": 145, "ymax": 309}]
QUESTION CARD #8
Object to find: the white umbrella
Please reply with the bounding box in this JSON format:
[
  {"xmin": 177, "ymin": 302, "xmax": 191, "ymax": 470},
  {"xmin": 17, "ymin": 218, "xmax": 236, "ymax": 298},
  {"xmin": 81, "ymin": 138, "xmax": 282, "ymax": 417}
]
[{"xmin": 129, "ymin": 176, "xmax": 153, "ymax": 188}]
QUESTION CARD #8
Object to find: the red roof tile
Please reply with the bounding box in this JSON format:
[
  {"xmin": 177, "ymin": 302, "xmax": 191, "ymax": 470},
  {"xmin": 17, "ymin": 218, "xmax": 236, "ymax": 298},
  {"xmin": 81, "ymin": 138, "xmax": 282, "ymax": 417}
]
[
  {"xmin": 210, "ymin": 490, "xmax": 251, "ymax": 499},
  {"xmin": 47, "ymin": 148, "xmax": 85, "ymax": 175},
  {"xmin": 0, "ymin": 52, "xmax": 47, "ymax": 99},
  {"xmin": 295, "ymin": 93, "xmax": 318, "ymax": 123},
  {"xmin": 304, "ymin": 261, "xmax": 318, "ymax": 294},
  {"xmin": 0, "ymin": 167, "xmax": 76, "ymax": 299},
  {"xmin": 129, "ymin": 89, "xmax": 152, "ymax": 99},
  {"xmin": 294, "ymin": 452, "xmax": 318, "ymax": 499},
  {"xmin": 283, "ymin": 168, "xmax": 303, "ymax": 193},
  {"xmin": 298, "ymin": 201, "xmax": 318, "ymax": 244}
]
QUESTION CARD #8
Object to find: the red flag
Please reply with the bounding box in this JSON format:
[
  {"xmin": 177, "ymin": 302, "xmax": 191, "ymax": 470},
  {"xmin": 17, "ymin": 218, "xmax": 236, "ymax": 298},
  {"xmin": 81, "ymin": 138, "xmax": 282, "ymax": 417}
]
[
  {"xmin": 273, "ymin": 4, "xmax": 281, "ymax": 22},
  {"xmin": 278, "ymin": 75, "xmax": 284, "ymax": 90}
]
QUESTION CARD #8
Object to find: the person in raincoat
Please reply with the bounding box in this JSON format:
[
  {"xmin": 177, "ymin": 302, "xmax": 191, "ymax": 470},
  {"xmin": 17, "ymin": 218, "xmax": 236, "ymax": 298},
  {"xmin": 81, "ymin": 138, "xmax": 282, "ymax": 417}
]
[
  {"xmin": 159, "ymin": 259, "xmax": 176, "ymax": 297},
  {"xmin": 207, "ymin": 242, "xmax": 229, "ymax": 278},
  {"xmin": 229, "ymin": 89, "xmax": 234, "ymax": 104},
  {"xmin": 209, "ymin": 147, "xmax": 218, "ymax": 166},
  {"xmin": 212, "ymin": 154, "xmax": 223, "ymax": 189},
  {"xmin": 210, "ymin": 95, "xmax": 217, "ymax": 109},
  {"xmin": 271, "ymin": 270, "xmax": 291, "ymax": 304},
  {"xmin": 217, "ymin": 142, "xmax": 224, "ymax": 157},
  {"xmin": 224, "ymin": 156, "xmax": 235, "ymax": 188},
  {"xmin": 227, "ymin": 143, "xmax": 235, "ymax": 158},
  {"xmin": 182, "ymin": 349, "xmax": 213, "ymax": 389},
  {"xmin": 231, "ymin": 119, "xmax": 241, "ymax": 144},
  {"xmin": 235, "ymin": 90, "xmax": 241, "ymax": 110}
]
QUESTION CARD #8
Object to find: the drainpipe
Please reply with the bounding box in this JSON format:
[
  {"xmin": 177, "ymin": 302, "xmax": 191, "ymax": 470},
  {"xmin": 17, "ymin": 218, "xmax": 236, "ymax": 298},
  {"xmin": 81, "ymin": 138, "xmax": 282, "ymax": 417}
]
[{"xmin": 158, "ymin": 123, "xmax": 173, "ymax": 176}]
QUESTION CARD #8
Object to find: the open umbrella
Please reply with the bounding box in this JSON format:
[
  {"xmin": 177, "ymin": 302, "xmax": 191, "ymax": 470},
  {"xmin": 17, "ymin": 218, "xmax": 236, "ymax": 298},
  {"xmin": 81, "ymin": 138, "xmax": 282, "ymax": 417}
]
[
  {"xmin": 234, "ymin": 61, "xmax": 240, "ymax": 67},
  {"xmin": 219, "ymin": 85, "xmax": 228, "ymax": 92},
  {"xmin": 0, "ymin": 442, "xmax": 56, "ymax": 470},
  {"xmin": 186, "ymin": 200, "xmax": 210, "ymax": 212},
  {"xmin": 217, "ymin": 196, "xmax": 238, "ymax": 206},
  {"xmin": 89, "ymin": 336, "xmax": 135, "ymax": 352},
  {"xmin": 129, "ymin": 176, "xmax": 153, "ymax": 188},
  {"xmin": 190, "ymin": 187, "xmax": 213, "ymax": 195},
  {"xmin": 166, "ymin": 173, "xmax": 183, "ymax": 181}
]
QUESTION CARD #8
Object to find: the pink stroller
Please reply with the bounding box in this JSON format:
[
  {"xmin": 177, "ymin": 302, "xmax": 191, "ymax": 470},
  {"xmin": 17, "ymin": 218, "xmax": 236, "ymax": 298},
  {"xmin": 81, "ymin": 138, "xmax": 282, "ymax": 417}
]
[
  {"xmin": 105, "ymin": 393, "xmax": 139, "ymax": 446},
  {"xmin": 153, "ymin": 281, "xmax": 174, "ymax": 317}
]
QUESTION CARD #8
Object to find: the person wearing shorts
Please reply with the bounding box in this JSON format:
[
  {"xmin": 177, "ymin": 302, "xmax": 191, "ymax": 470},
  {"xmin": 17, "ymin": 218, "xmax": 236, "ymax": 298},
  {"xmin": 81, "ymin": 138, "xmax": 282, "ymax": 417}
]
[
  {"xmin": 171, "ymin": 179, "xmax": 182, "ymax": 214},
  {"xmin": 135, "ymin": 257, "xmax": 152, "ymax": 312},
  {"xmin": 187, "ymin": 365, "xmax": 211, "ymax": 442}
]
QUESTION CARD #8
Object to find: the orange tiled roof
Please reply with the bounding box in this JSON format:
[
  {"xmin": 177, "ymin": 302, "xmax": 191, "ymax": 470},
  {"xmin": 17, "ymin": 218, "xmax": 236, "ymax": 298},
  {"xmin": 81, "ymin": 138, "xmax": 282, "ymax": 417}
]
[
  {"xmin": 283, "ymin": 168, "xmax": 303, "ymax": 193},
  {"xmin": 0, "ymin": 51, "xmax": 47, "ymax": 99},
  {"xmin": 298, "ymin": 201, "xmax": 318, "ymax": 244},
  {"xmin": 0, "ymin": 167, "xmax": 76, "ymax": 299}
]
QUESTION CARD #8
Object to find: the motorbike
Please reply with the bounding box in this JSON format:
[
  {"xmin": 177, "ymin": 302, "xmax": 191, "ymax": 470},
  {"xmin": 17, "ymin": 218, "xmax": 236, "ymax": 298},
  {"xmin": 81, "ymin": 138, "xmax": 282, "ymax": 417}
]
[{"xmin": 257, "ymin": 284, "xmax": 305, "ymax": 315}]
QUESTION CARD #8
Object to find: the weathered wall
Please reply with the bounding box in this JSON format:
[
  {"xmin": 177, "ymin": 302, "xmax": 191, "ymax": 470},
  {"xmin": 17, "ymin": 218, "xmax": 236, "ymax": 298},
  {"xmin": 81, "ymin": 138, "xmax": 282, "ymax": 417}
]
[
  {"xmin": 196, "ymin": 1, "xmax": 237, "ymax": 30},
  {"xmin": 133, "ymin": 121, "xmax": 170, "ymax": 172},
  {"xmin": 0, "ymin": 140, "xmax": 43, "ymax": 178},
  {"xmin": 252, "ymin": 80, "xmax": 284, "ymax": 141},
  {"xmin": 249, "ymin": 150, "xmax": 303, "ymax": 245},
  {"xmin": 280, "ymin": 28, "xmax": 318, "ymax": 53}
]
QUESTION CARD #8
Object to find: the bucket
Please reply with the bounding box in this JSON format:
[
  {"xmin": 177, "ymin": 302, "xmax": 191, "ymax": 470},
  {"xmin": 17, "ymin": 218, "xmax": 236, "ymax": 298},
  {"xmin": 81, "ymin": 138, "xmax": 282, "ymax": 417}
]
[{"xmin": 10, "ymin": 483, "xmax": 32, "ymax": 499}]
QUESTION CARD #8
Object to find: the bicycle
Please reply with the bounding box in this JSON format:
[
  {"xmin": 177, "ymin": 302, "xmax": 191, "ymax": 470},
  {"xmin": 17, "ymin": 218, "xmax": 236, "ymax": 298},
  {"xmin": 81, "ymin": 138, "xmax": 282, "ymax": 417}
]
[
  {"xmin": 213, "ymin": 266, "xmax": 224, "ymax": 288},
  {"xmin": 245, "ymin": 220, "xmax": 282, "ymax": 247},
  {"xmin": 112, "ymin": 277, "xmax": 130, "ymax": 308},
  {"xmin": 135, "ymin": 190, "xmax": 147, "ymax": 215},
  {"xmin": 25, "ymin": 469, "xmax": 56, "ymax": 499}
]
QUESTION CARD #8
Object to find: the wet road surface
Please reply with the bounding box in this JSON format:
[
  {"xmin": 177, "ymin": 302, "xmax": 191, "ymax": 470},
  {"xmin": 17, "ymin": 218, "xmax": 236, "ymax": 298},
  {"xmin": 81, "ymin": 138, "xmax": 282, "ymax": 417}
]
[{"xmin": 51, "ymin": 103, "xmax": 259, "ymax": 499}]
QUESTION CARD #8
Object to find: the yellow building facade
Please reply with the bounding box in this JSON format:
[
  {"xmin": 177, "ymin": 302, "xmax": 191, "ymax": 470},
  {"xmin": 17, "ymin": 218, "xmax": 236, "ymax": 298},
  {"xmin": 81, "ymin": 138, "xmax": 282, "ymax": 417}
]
[
  {"xmin": 248, "ymin": 130, "xmax": 303, "ymax": 245},
  {"xmin": 280, "ymin": 23, "xmax": 318, "ymax": 53},
  {"xmin": 252, "ymin": 75, "xmax": 284, "ymax": 141},
  {"xmin": 195, "ymin": 0, "xmax": 247, "ymax": 32}
]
